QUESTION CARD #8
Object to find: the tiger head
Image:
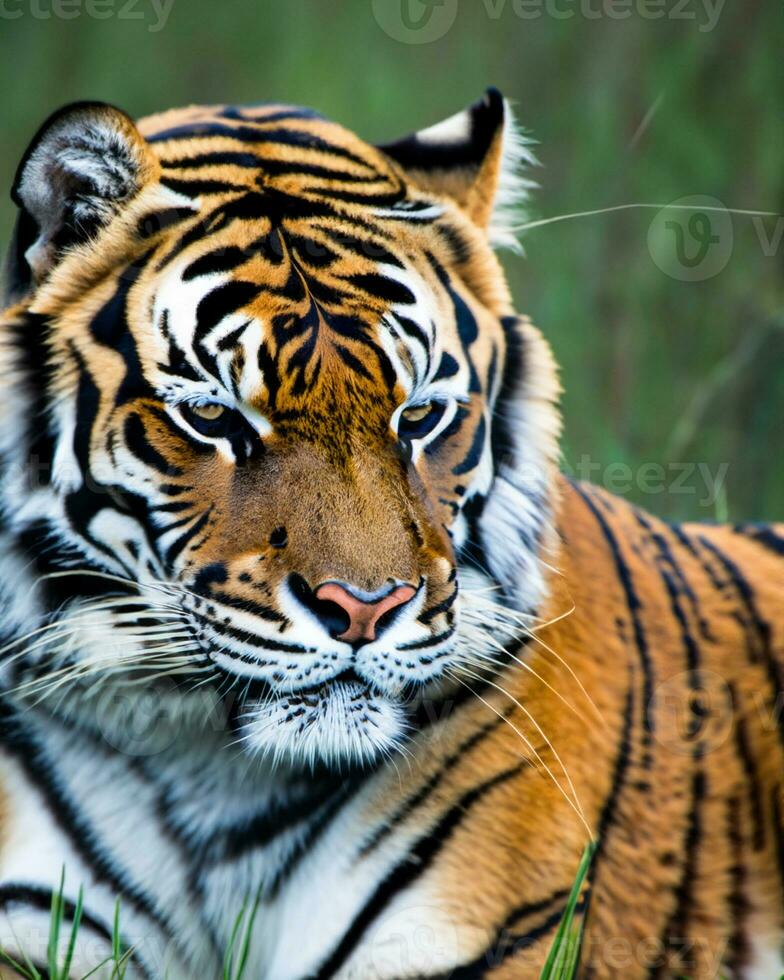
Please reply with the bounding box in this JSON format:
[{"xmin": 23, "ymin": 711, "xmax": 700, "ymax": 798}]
[{"xmin": 0, "ymin": 91, "xmax": 560, "ymax": 766}]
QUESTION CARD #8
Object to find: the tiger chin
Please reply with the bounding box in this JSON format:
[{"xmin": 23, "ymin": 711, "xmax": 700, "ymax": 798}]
[{"xmin": 0, "ymin": 91, "xmax": 781, "ymax": 980}]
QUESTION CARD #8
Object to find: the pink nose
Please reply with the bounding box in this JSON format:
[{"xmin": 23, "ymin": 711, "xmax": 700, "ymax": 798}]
[{"xmin": 314, "ymin": 583, "xmax": 416, "ymax": 644}]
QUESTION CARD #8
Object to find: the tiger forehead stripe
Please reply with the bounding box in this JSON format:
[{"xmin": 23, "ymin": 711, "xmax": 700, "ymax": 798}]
[{"xmin": 126, "ymin": 106, "xmax": 458, "ymax": 414}]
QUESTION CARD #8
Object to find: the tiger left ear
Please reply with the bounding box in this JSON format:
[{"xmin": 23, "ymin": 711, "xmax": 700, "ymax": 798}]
[
  {"xmin": 377, "ymin": 88, "xmax": 534, "ymax": 251},
  {"xmin": 5, "ymin": 101, "xmax": 158, "ymax": 299}
]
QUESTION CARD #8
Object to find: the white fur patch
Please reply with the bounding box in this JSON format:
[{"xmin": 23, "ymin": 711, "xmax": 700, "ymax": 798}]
[
  {"xmin": 416, "ymin": 108, "xmax": 473, "ymax": 147},
  {"xmin": 239, "ymin": 679, "xmax": 407, "ymax": 768},
  {"xmin": 489, "ymin": 99, "xmax": 538, "ymax": 253}
]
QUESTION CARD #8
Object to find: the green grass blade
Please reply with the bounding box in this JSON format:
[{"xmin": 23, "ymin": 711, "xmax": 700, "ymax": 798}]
[
  {"xmin": 80, "ymin": 955, "xmax": 117, "ymax": 979},
  {"xmin": 540, "ymin": 840, "xmax": 596, "ymax": 980},
  {"xmin": 59, "ymin": 884, "xmax": 84, "ymax": 979},
  {"xmin": 111, "ymin": 946, "xmax": 135, "ymax": 980},
  {"xmin": 233, "ymin": 886, "xmax": 262, "ymax": 980},
  {"xmin": 112, "ymin": 899, "xmax": 121, "ymax": 962},
  {"xmin": 47, "ymin": 867, "xmax": 66, "ymax": 978},
  {"xmin": 4, "ymin": 918, "xmax": 43, "ymax": 980},
  {"xmin": 223, "ymin": 901, "xmax": 247, "ymax": 980},
  {"xmin": 0, "ymin": 947, "xmax": 40, "ymax": 980}
]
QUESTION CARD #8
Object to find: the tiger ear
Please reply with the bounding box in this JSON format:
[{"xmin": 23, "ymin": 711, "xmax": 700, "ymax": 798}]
[
  {"xmin": 377, "ymin": 88, "xmax": 534, "ymax": 251},
  {"xmin": 6, "ymin": 101, "xmax": 158, "ymax": 297}
]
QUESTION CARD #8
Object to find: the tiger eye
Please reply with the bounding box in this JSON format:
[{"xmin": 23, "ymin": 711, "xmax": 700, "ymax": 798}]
[
  {"xmin": 190, "ymin": 402, "xmax": 226, "ymax": 421},
  {"xmin": 401, "ymin": 404, "xmax": 432, "ymax": 423}
]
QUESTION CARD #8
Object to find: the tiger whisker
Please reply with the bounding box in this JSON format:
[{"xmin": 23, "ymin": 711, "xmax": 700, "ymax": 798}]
[
  {"xmin": 445, "ymin": 667, "xmax": 593, "ymax": 841},
  {"xmin": 40, "ymin": 570, "xmax": 189, "ymax": 607},
  {"xmin": 449, "ymin": 660, "xmax": 587, "ymax": 823},
  {"xmin": 14, "ymin": 642, "xmax": 200, "ymax": 698},
  {"xmin": 0, "ymin": 623, "xmax": 192, "ymax": 677},
  {"xmin": 0, "ymin": 602, "xmax": 188, "ymax": 662},
  {"xmin": 460, "ymin": 591, "xmax": 607, "ymax": 728},
  {"xmin": 41, "ymin": 568, "xmax": 210, "ymax": 609},
  {"xmin": 455, "ymin": 634, "xmax": 590, "ymax": 731}
]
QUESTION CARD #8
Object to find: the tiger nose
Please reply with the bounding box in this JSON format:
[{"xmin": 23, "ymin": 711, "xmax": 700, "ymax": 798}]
[{"xmin": 313, "ymin": 582, "xmax": 417, "ymax": 644}]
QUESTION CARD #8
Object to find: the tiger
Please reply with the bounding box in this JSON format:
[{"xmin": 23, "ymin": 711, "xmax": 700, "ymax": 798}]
[{"xmin": 0, "ymin": 87, "xmax": 781, "ymax": 980}]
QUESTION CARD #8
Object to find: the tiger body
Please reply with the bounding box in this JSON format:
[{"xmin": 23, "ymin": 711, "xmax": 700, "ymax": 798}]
[{"xmin": 0, "ymin": 96, "xmax": 781, "ymax": 979}]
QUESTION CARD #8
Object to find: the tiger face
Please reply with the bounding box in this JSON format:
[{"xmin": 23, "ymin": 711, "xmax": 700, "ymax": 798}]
[{"xmin": 0, "ymin": 92, "xmax": 560, "ymax": 766}]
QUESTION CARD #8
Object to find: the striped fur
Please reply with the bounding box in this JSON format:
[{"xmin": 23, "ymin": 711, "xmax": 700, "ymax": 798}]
[{"xmin": 0, "ymin": 93, "xmax": 781, "ymax": 979}]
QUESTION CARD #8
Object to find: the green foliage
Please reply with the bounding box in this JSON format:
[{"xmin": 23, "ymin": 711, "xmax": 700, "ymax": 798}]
[
  {"xmin": 0, "ymin": 869, "xmax": 132, "ymax": 980},
  {"xmin": 0, "ymin": 4, "xmax": 781, "ymax": 524},
  {"xmin": 222, "ymin": 885, "xmax": 262, "ymax": 980},
  {"xmin": 0, "ymin": 872, "xmax": 259, "ymax": 980},
  {"xmin": 540, "ymin": 841, "xmax": 596, "ymax": 980}
]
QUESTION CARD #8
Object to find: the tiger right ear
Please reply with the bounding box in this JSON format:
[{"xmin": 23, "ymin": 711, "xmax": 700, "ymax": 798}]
[
  {"xmin": 377, "ymin": 88, "xmax": 535, "ymax": 251},
  {"xmin": 5, "ymin": 101, "xmax": 158, "ymax": 299}
]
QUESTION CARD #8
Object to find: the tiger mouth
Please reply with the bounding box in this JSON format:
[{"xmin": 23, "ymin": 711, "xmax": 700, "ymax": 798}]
[
  {"xmin": 233, "ymin": 666, "xmax": 418, "ymax": 708},
  {"xmin": 256, "ymin": 667, "xmax": 373, "ymax": 704},
  {"xmin": 235, "ymin": 665, "xmax": 412, "ymax": 765}
]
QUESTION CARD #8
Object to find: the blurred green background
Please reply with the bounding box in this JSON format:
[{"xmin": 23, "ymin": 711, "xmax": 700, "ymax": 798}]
[{"xmin": 0, "ymin": 0, "xmax": 781, "ymax": 521}]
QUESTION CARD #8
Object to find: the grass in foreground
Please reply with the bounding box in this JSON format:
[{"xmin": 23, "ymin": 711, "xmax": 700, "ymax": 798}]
[
  {"xmin": 3, "ymin": 850, "xmax": 597, "ymax": 979},
  {"xmin": 0, "ymin": 868, "xmax": 132, "ymax": 980},
  {"xmin": 0, "ymin": 868, "xmax": 260, "ymax": 980},
  {"xmin": 540, "ymin": 840, "xmax": 595, "ymax": 980}
]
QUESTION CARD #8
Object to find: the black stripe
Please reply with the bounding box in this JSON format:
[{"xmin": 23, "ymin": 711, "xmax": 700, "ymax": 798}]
[
  {"xmin": 359, "ymin": 706, "xmax": 514, "ymax": 857},
  {"xmin": 159, "ymin": 176, "xmax": 247, "ymax": 197},
  {"xmin": 198, "ymin": 781, "xmax": 347, "ymax": 866},
  {"xmin": 572, "ymin": 483, "xmax": 655, "ymax": 760},
  {"xmin": 670, "ymin": 524, "xmax": 724, "ymax": 592},
  {"xmin": 333, "ymin": 343, "xmax": 373, "ymax": 380},
  {"xmin": 445, "ymin": 897, "xmax": 582, "ymax": 979},
  {"xmin": 418, "ymin": 587, "xmax": 458, "ymax": 625},
  {"xmin": 730, "ymin": 694, "xmax": 767, "ymax": 851},
  {"xmin": 89, "ymin": 259, "xmax": 156, "ymax": 408},
  {"xmin": 260, "ymin": 157, "xmax": 389, "ymax": 184},
  {"xmin": 452, "ymin": 416, "xmax": 487, "ymax": 477},
  {"xmin": 0, "ymin": 707, "xmax": 172, "ymax": 962},
  {"xmin": 348, "ymin": 272, "xmax": 415, "ymax": 306},
  {"xmin": 137, "ymin": 206, "xmax": 197, "ymax": 239},
  {"xmin": 199, "ymin": 618, "xmax": 312, "ymax": 654},
  {"xmin": 636, "ymin": 517, "xmax": 705, "ymax": 748},
  {"xmin": 657, "ymin": 769, "xmax": 706, "ymax": 975},
  {"xmin": 697, "ymin": 534, "xmax": 784, "ymax": 753},
  {"xmin": 264, "ymin": 781, "xmax": 365, "ymax": 901},
  {"xmin": 434, "ymin": 264, "xmax": 481, "ymax": 392},
  {"xmin": 637, "ymin": 516, "xmax": 714, "ymax": 642},
  {"xmin": 193, "ymin": 280, "xmax": 260, "ymax": 379},
  {"xmin": 124, "ymin": 414, "xmax": 183, "ymax": 477},
  {"xmin": 161, "ymin": 151, "xmax": 263, "ymax": 170},
  {"xmin": 202, "ymin": 277, "xmax": 263, "ymax": 332},
  {"xmin": 7, "ymin": 314, "xmax": 56, "ymax": 482},
  {"xmin": 732, "ymin": 523, "xmax": 784, "ymax": 557},
  {"xmin": 724, "ymin": 795, "xmax": 750, "ymax": 977},
  {"xmin": 770, "ymin": 786, "xmax": 784, "ymax": 922},
  {"xmin": 218, "ymin": 106, "xmax": 325, "ymax": 124},
  {"xmin": 316, "ymin": 186, "xmax": 405, "ymax": 206},
  {"xmin": 148, "ymin": 123, "xmax": 377, "ymax": 171},
  {"xmin": 164, "ymin": 507, "xmax": 213, "ymax": 566},
  {"xmin": 182, "ymin": 245, "xmax": 255, "ymax": 281},
  {"xmin": 208, "ymin": 591, "xmax": 287, "ymax": 624},
  {"xmin": 580, "ymin": 681, "xmax": 634, "ymax": 979},
  {"xmin": 312, "ymin": 763, "xmax": 527, "ymax": 979},
  {"xmin": 0, "ymin": 883, "xmax": 115, "ymax": 945},
  {"xmin": 398, "ymin": 625, "xmax": 456, "ymax": 650}
]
